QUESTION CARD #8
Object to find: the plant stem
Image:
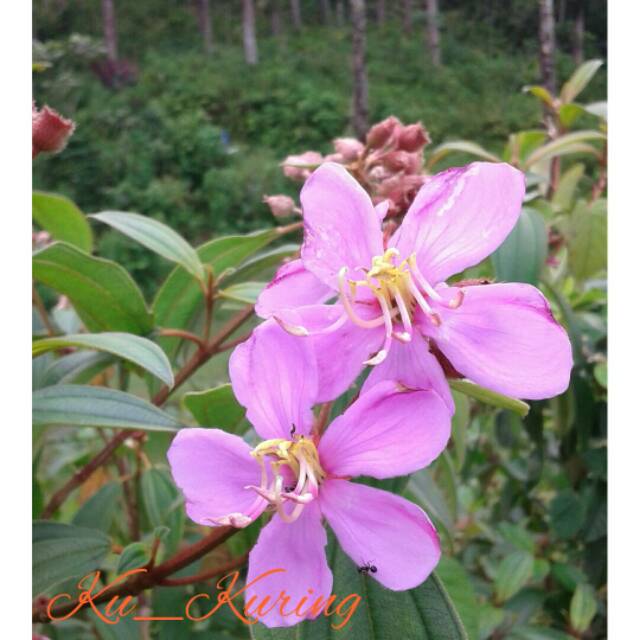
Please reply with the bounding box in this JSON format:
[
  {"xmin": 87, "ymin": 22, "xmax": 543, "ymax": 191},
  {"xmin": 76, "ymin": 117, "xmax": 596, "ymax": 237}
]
[{"xmin": 158, "ymin": 552, "xmax": 248, "ymax": 586}]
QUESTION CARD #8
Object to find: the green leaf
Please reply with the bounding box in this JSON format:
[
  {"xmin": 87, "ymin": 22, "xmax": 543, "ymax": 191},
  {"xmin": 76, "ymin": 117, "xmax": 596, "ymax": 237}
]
[
  {"xmin": 40, "ymin": 351, "xmax": 113, "ymax": 387},
  {"xmin": 33, "ymin": 520, "xmax": 111, "ymax": 596},
  {"xmin": 33, "ymin": 242, "xmax": 152, "ymax": 334},
  {"xmin": 117, "ymin": 542, "xmax": 150, "ymax": 574},
  {"xmin": 522, "ymin": 85, "xmax": 556, "ymax": 108},
  {"xmin": 91, "ymin": 211, "xmax": 205, "ymax": 282},
  {"xmin": 552, "ymin": 164, "xmax": 585, "ymax": 211},
  {"xmin": 523, "ymin": 131, "xmax": 605, "ymax": 169},
  {"xmin": 33, "ymin": 332, "xmax": 174, "ymax": 387},
  {"xmin": 437, "ymin": 557, "xmax": 479, "ymax": 640},
  {"xmin": 32, "ymin": 385, "xmax": 181, "ymax": 432},
  {"xmin": 494, "ymin": 551, "xmax": 535, "ymax": 603},
  {"xmin": 449, "ymin": 380, "xmax": 529, "ymax": 417},
  {"xmin": 223, "ymin": 244, "xmax": 298, "ymax": 286},
  {"xmin": 569, "ymin": 584, "xmax": 598, "ymax": 634},
  {"xmin": 218, "ymin": 281, "xmax": 267, "ymax": 304},
  {"xmin": 593, "ymin": 361, "xmax": 607, "ymax": 388},
  {"xmin": 451, "ymin": 390, "xmax": 470, "ymax": 470},
  {"xmin": 32, "ymin": 191, "xmax": 93, "ymax": 253},
  {"xmin": 251, "ymin": 533, "xmax": 469, "ymax": 639},
  {"xmin": 560, "ymin": 59, "xmax": 603, "ymax": 104},
  {"xmin": 507, "ymin": 626, "xmax": 575, "ymax": 640},
  {"xmin": 182, "ymin": 383, "xmax": 246, "ymax": 430},
  {"xmin": 497, "ymin": 523, "xmax": 535, "ymax": 554},
  {"xmin": 427, "ymin": 140, "xmax": 500, "ymax": 170},
  {"xmin": 550, "ymin": 490, "xmax": 586, "ymax": 539},
  {"xmin": 551, "ymin": 563, "xmax": 587, "ymax": 592},
  {"xmin": 492, "ymin": 207, "xmax": 547, "ymax": 285},
  {"xmin": 503, "ymin": 131, "xmax": 547, "ymax": 165},
  {"xmin": 140, "ymin": 468, "xmax": 184, "ymax": 556},
  {"xmin": 407, "ymin": 467, "xmax": 455, "ymax": 539},
  {"xmin": 153, "ymin": 229, "xmax": 280, "ymax": 359},
  {"xmin": 567, "ymin": 199, "xmax": 607, "ymax": 281},
  {"xmin": 557, "ymin": 103, "xmax": 585, "ymax": 129},
  {"xmin": 73, "ymin": 482, "xmax": 123, "ymax": 533},
  {"xmin": 583, "ymin": 101, "xmax": 607, "ymax": 121}
]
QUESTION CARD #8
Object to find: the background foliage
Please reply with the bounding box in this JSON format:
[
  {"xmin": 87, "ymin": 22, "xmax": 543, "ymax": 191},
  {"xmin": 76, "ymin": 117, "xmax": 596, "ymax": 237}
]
[{"xmin": 32, "ymin": 2, "xmax": 607, "ymax": 639}]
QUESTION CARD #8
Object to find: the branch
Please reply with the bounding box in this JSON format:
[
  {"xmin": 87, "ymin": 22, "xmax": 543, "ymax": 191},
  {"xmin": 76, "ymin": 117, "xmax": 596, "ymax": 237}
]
[{"xmin": 158, "ymin": 552, "xmax": 248, "ymax": 587}]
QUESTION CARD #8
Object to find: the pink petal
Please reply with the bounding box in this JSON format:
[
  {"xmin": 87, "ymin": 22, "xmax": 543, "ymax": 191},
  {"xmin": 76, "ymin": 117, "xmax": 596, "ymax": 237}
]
[
  {"xmin": 319, "ymin": 381, "xmax": 450, "ymax": 479},
  {"xmin": 245, "ymin": 502, "xmax": 333, "ymax": 627},
  {"xmin": 255, "ymin": 259, "xmax": 333, "ymax": 319},
  {"xmin": 229, "ymin": 319, "xmax": 317, "ymax": 439},
  {"xmin": 300, "ymin": 163, "xmax": 384, "ymax": 289},
  {"xmin": 390, "ymin": 162, "xmax": 525, "ymax": 283},
  {"xmin": 167, "ymin": 428, "xmax": 265, "ymax": 527},
  {"xmin": 320, "ymin": 480, "xmax": 440, "ymax": 590},
  {"xmin": 277, "ymin": 303, "xmax": 386, "ymax": 402},
  {"xmin": 361, "ymin": 335, "xmax": 454, "ymax": 414},
  {"xmin": 419, "ymin": 283, "xmax": 573, "ymax": 399}
]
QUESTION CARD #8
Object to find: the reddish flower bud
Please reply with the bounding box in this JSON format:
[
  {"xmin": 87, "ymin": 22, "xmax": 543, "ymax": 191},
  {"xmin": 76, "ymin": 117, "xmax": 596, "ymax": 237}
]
[
  {"xmin": 323, "ymin": 153, "xmax": 345, "ymax": 163},
  {"xmin": 281, "ymin": 151, "xmax": 324, "ymax": 181},
  {"xmin": 381, "ymin": 150, "xmax": 423, "ymax": 174},
  {"xmin": 263, "ymin": 194, "xmax": 297, "ymax": 218},
  {"xmin": 397, "ymin": 123, "xmax": 430, "ymax": 152},
  {"xmin": 333, "ymin": 137, "xmax": 364, "ymax": 163},
  {"xmin": 366, "ymin": 116, "xmax": 401, "ymax": 149},
  {"xmin": 32, "ymin": 104, "xmax": 75, "ymax": 158}
]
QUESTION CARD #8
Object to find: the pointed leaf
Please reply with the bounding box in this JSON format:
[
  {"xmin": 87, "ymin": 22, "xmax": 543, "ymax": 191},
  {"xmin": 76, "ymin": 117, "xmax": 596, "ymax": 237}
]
[
  {"xmin": 33, "ymin": 521, "xmax": 111, "ymax": 596},
  {"xmin": 560, "ymin": 60, "xmax": 603, "ymax": 104},
  {"xmin": 523, "ymin": 131, "xmax": 604, "ymax": 170},
  {"xmin": 32, "ymin": 191, "xmax": 93, "ymax": 253},
  {"xmin": 427, "ymin": 140, "xmax": 500, "ymax": 170},
  {"xmin": 33, "ymin": 242, "xmax": 152, "ymax": 334},
  {"xmin": 33, "ymin": 332, "xmax": 174, "ymax": 387},
  {"xmin": 32, "ymin": 385, "xmax": 181, "ymax": 432},
  {"xmin": 449, "ymin": 380, "xmax": 530, "ymax": 417},
  {"xmin": 91, "ymin": 211, "xmax": 205, "ymax": 281},
  {"xmin": 569, "ymin": 583, "xmax": 598, "ymax": 633},
  {"xmin": 495, "ymin": 551, "xmax": 535, "ymax": 603},
  {"xmin": 182, "ymin": 383, "xmax": 246, "ymax": 431},
  {"xmin": 567, "ymin": 199, "xmax": 607, "ymax": 281}
]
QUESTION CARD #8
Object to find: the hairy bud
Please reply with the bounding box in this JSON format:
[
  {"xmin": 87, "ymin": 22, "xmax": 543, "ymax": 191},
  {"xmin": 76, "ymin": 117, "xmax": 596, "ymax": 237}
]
[
  {"xmin": 263, "ymin": 194, "xmax": 297, "ymax": 218},
  {"xmin": 32, "ymin": 104, "xmax": 75, "ymax": 158},
  {"xmin": 366, "ymin": 116, "xmax": 401, "ymax": 149},
  {"xmin": 397, "ymin": 123, "xmax": 430, "ymax": 153},
  {"xmin": 281, "ymin": 151, "xmax": 324, "ymax": 181},
  {"xmin": 333, "ymin": 137, "xmax": 364, "ymax": 163}
]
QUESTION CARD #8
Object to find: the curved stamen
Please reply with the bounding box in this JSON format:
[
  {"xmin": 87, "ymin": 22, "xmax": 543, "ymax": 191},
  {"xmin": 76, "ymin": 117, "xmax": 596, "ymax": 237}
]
[
  {"xmin": 364, "ymin": 292, "xmax": 394, "ymax": 365},
  {"xmin": 407, "ymin": 278, "xmax": 442, "ymax": 326},
  {"xmin": 338, "ymin": 267, "xmax": 389, "ymax": 329},
  {"xmin": 391, "ymin": 283, "xmax": 413, "ymax": 336},
  {"xmin": 408, "ymin": 254, "xmax": 464, "ymax": 309}
]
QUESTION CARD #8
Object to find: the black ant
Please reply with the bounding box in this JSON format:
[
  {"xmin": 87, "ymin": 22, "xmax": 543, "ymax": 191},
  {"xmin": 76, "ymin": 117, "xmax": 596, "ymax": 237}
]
[
  {"xmin": 358, "ymin": 561, "xmax": 377, "ymax": 574},
  {"xmin": 290, "ymin": 424, "xmax": 296, "ymax": 437}
]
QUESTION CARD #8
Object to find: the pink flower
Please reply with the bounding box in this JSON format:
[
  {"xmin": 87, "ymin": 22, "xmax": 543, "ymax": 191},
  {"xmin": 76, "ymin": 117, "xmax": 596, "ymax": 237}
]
[
  {"xmin": 332, "ymin": 137, "xmax": 365, "ymax": 163},
  {"xmin": 167, "ymin": 320, "xmax": 448, "ymax": 627},
  {"xmin": 263, "ymin": 194, "xmax": 297, "ymax": 218},
  {"xmin": 281, "ymin": 151, "xmax": 324, "ymax": 181},
  {"xmin": 32, "ymin": 103, "xmax": 75, "ymax": 158},
  {"xmin": 256, "ymin": 162, "xmax": 572, "ymax": 405}
]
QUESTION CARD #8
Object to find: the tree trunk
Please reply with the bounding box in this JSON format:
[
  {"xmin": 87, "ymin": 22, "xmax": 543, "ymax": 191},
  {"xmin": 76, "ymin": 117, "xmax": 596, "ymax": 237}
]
[
  {"xmin": 402, "ymin": 0, "xmax": 413, "ymax": 34},
  {"xmin": 425, "ymin": 0, "xmax": 441, "ymax": 66},
  {"xmin": 350, "ymin": 0, "xmax": 368, "ymax": 139},
  {"xmin": 196, "ymin": 0, "xmax": 214, "ymax": 55},
  {"xmin": 271, "ymin": 0, "xmax": 283, "ymax": 38},
  {"xmin": 336, "ymin": 0, "xmax": 345, "ymax": 26},
  {"xmin": 538, "ymin": 0, "xmax": 556, "ymax": 94},
  {"xmin": 320, "ymin": 0, "xmax": 332, "ymax": 24},
  {"xmin": 290, "ymin": 0, "xmax": 302, "ymax": 31},
  {"xmin": 242, "ymin": 0, "xmax": 258, "ymax": 65},
  {"xmin": 573, "ymin": 1, "xmax": 584, "ymax": 65},
  {"xmin": 377, "ymin": 0, "xmax": 385, "ymax": 26},
  {"xmin": 101, "ymin": 0, "xmax": 118, "ymax": 62}
]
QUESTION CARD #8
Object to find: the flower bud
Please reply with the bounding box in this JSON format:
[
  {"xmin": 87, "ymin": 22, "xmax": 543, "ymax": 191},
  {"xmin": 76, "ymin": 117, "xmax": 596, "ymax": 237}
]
[
  {"xmin": 32, "ymin": 104, "xmax": 75, "ymax": 158},
  {"xmin": 397, "ymin": 123, "xmax": 430, "ymax": 152},
  {"xmin": 381, "ymin": 150, "xmax": 422, "ymax": 174},
  {"xmin": 366, "ymin": 116, "xmax": 401, "ymax": 149},
  {"xmin": 281, "ymin": 151, "xmax": 324, "ymax": 181},
  {"xmin": 263, "ymin": 194, "xmax": 297, "ymax": 218},
  {"xmin": 333, "ymin": 137, "xmax": 364, "ymax": 163}
]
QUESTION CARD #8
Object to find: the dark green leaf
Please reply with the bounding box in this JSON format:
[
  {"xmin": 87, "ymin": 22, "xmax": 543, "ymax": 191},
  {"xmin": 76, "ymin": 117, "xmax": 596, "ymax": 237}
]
[
  {"xmin": 91, "ymin": 211, "xmax": 205, "ymax": 281},
  {"xmin": 33, "ymin": 520, "xmax": 111, "ymax": 596},
  {"xmin": 33, "ymin": 242, "xmax": 152, "ymax": 334},
  {"xmin": 492, "ymin": 207, "xmax": 547, "ymax": 285},
  {"xmin": 116, "ymin": 542, "xmax": 150, "ymax": 574},
  {"xmin": 32, "ymin": 191, "xmax": 93, "ymax": 253},
  {"xmin": 33, "ymin": 332, "xmax": 174, "ymax": 386},
  {"xmin": 569, "ymin": 583, "xmax": 598, "ymax": 633},
  {"xmin": 182, "ymin": 383, "xmax": 246, "ymax": 430},
  {"xmin": 567, "ymin": 199, "xmax": 607, "ymax": 281},
  {"xmin": 32, "ymin": 385, "xmax": 181, "ymax": 432},
  {"xmin": 549, "ymin": 490, "xmax": 586, "ymax": 539},
  {"xmin": 73, "ymin": 482, "xmax": 123, "ymax": 532},
  {"xmin": 251, "ymin": 532, "xmax": 469, "ymax": 639},
  {"xmin": 495, "ymin": 551, "xmax": 534, "ymax": 603}
]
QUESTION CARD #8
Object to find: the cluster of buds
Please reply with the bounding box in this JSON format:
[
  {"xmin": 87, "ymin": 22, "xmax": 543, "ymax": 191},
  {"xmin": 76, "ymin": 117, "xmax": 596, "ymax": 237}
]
[
  {"xmin": 270, "ymin": 117, "xmax": 431, "ymax": 224},
  {"xmin": 32, "ymin": 102, "xmax": 75, "ymax": 159}
]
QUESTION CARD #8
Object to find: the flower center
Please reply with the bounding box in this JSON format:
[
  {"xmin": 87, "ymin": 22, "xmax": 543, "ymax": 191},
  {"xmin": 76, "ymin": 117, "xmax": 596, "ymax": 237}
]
[
  {"xmin": 338, "ymin": 248, "xmax": 463, "ymax": 365},
  {"xmin": 246, "ymin": 435, "xmax": 325, "ymax": 524}
]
